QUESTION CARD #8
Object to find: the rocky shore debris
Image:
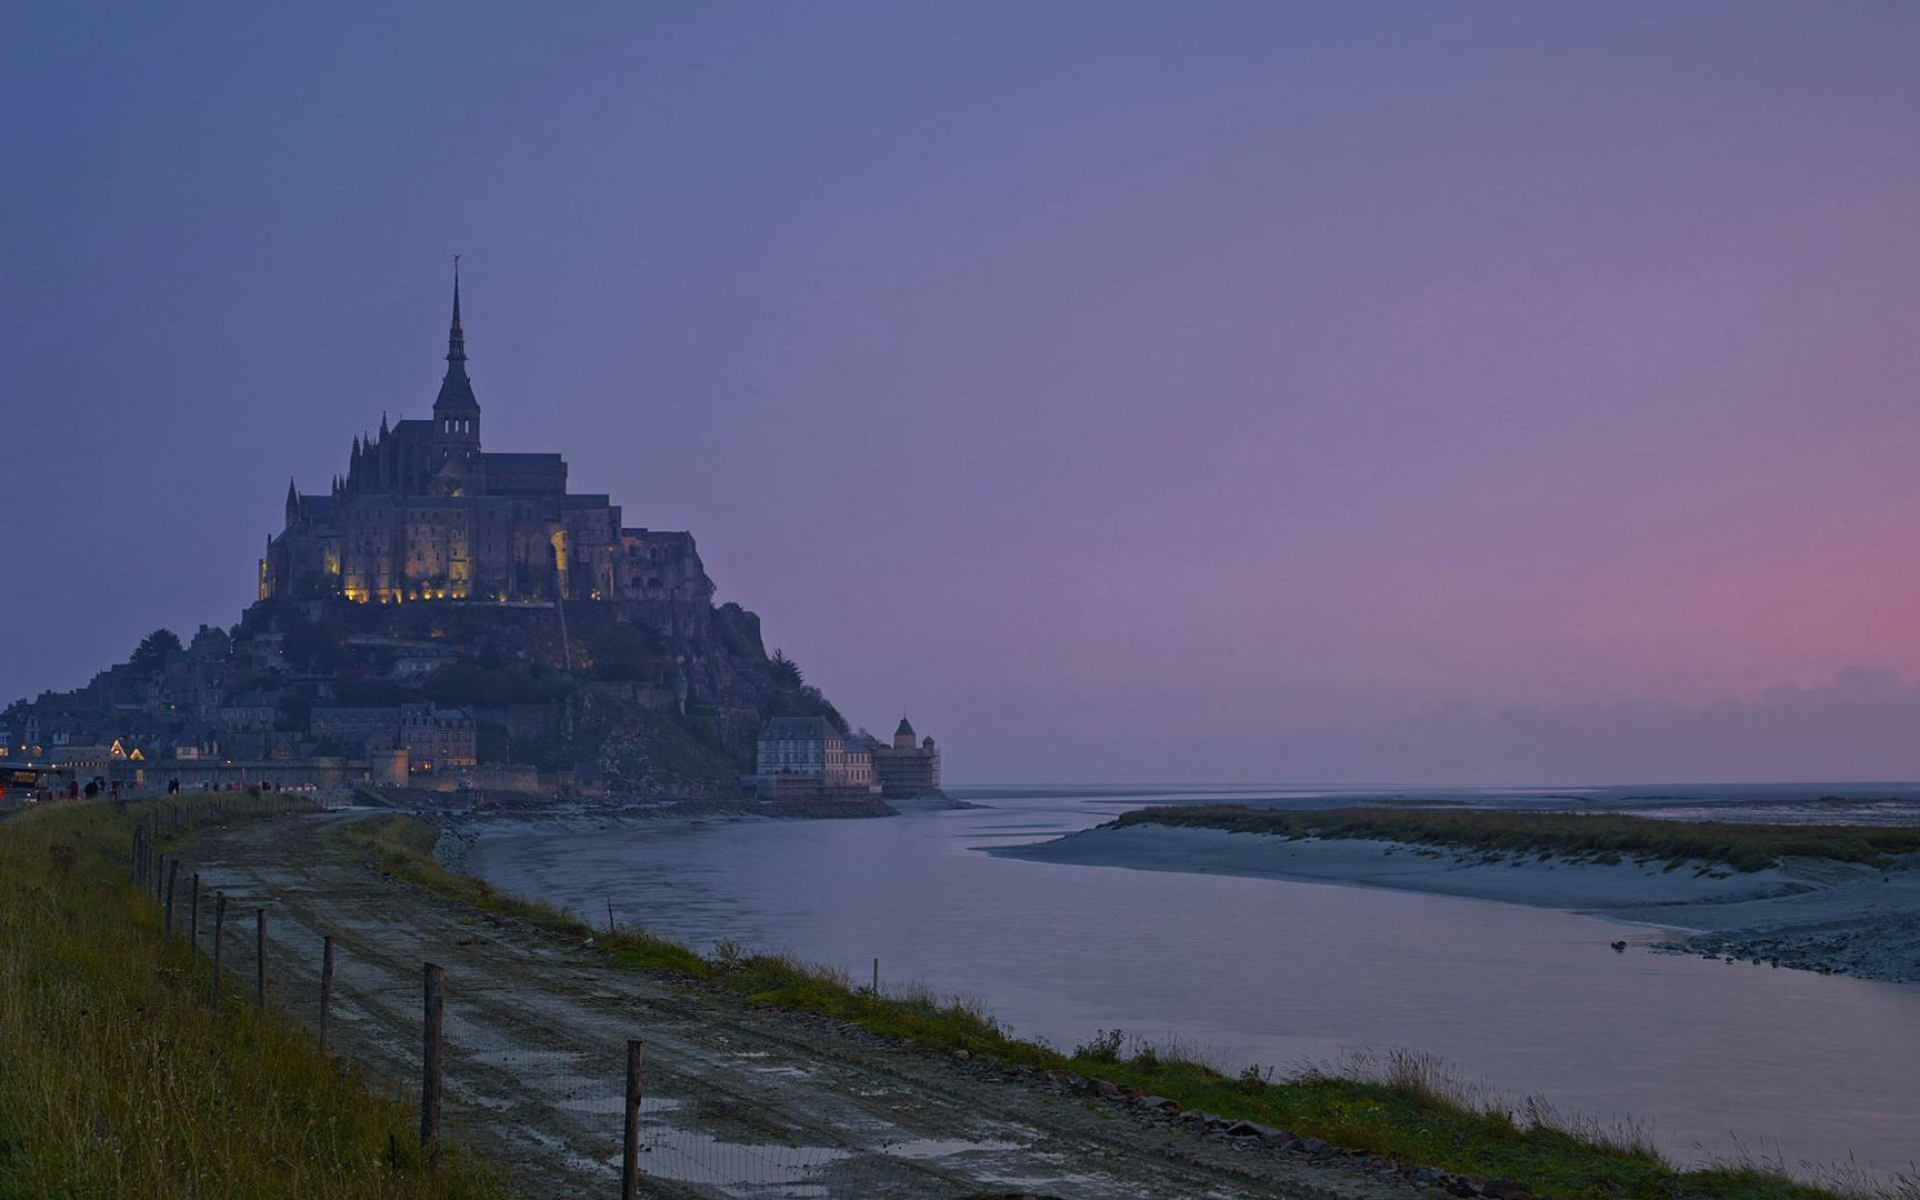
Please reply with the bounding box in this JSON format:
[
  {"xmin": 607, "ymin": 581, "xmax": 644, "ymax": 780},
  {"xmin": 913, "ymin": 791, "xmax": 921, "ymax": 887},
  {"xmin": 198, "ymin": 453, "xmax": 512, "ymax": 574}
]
[{"xmin": 1649, "ymin": 911, "xmax": 1920, "ymax": 982}]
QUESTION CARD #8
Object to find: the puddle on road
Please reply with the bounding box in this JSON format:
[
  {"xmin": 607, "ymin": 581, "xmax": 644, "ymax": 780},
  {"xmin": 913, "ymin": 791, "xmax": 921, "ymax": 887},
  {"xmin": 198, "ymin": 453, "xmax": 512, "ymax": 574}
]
[
  {"xmin": 745, "ymin": 1063, "xmax": 812, "ymax": 1078},
  {"xmin": 880, "ymin": 1136, "xmax": 1026, "ymax": 1159},
  {"xmin": 629, "ymin": 1127, "xmax": 849, "ymax": 1195},
  {"xmin": 956, "ymin": 1156, "xmax": 1248, "ymax": 1200}
]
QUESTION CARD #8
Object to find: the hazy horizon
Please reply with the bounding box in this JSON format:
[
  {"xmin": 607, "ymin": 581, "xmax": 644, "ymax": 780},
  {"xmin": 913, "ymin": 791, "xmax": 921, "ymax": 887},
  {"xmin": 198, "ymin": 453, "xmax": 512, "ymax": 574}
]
[{"xmin": 6, "ymin": 3, "xmax": 1920, "ymax": 785}]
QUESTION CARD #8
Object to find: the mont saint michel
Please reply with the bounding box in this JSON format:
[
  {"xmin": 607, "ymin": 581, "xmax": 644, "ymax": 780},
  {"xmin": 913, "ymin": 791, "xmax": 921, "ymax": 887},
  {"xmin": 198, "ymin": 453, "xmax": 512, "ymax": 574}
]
[
  {"xmin": 9, "ymin": 7, "xmax": 1920, "ymax": 1198},
  {"xmin": 5, "ymin": 274, "xmax": 934, "ymax": 802}
]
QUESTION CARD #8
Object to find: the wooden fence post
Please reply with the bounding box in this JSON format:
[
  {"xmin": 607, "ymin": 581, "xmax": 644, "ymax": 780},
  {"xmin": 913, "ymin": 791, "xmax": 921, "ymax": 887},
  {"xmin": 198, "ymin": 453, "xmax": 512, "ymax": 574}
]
[
  {"xmin": 421, "ymin": 963, "xmax": 444, "ymax": 1167},
  {"xmin": 212, "ymin": 892, "xmax": 227, "ymax": 1002},
  {"xmin": 320, "ymin": 935, "xmax": 335, "ymax": 1051},
  {"xmin": 622, "ymin": 1039, "xmax": 645, "ymax": 1200},
  {"xmin": 256, "ymin": 909, "xmax": 268, "ymax": 1011},
  {"xmin": 164, "ymin": 859, "xmax": 178, "ymax": 936}
]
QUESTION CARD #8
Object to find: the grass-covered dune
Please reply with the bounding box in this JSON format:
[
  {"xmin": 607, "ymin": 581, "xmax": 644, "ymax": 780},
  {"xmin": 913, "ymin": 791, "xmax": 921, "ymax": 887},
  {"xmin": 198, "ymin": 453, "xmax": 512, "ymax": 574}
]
[
  {"xmin": 0, "ymin": 799, "xmax": 502, "ymax": 1200},
  {"xmin": 343, "ymin": 813, "xmax": 1889, "ymax": 1200},
  {"xmin": 1108, "ymin": 805, "xmax": 1920, "ymax": 874}
]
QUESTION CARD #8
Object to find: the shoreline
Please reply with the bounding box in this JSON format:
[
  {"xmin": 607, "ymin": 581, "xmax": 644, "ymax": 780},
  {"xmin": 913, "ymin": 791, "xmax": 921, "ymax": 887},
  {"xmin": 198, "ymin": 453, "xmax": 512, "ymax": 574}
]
[
  {"xmin": 417, "ymin": 799, "xmax": 1920, "ymax": 1180},
  {"xmin": 993, "ymin": 824, "xmax": 1920, "ymax": 984},
  {"xmin": 321, "ymin": 808, "xmax": 1911, "ymax": 1195},
  {"xmin": 427, "ymin": 789, "xmax": 976, "ymax": 872}
]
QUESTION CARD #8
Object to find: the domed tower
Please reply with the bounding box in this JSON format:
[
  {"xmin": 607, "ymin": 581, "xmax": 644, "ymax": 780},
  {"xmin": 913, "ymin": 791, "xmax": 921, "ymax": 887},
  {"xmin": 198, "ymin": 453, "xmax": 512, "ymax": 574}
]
[{"xmin": 874, "ymin": 715, "xmax": 940, "ymax": 798}]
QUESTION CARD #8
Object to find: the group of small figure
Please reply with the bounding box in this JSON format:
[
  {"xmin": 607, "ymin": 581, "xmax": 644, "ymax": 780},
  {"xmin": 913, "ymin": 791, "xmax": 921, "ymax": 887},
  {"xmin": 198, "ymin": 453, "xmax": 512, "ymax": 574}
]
[
  {"xmin": 96, "ymin": 776, "xmax": 271, "ymax": 804},
  {"xmin": 14, "ymin": 775, "xmax": 291, "ymax": 806}
]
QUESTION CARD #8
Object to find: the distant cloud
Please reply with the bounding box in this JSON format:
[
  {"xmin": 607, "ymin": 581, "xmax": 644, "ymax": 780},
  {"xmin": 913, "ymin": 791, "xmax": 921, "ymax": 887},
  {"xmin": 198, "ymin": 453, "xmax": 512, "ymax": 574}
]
[{"xmin": 1258, "ymin": 667, "xmax": 1920, "ymax": 785}]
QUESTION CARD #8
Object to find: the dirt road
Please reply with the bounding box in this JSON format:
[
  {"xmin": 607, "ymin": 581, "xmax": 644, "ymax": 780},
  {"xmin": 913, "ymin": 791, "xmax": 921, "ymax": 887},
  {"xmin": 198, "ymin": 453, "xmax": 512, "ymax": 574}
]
[{"xmin": 183, "ymin": 813, "xmax": 1424, "ymax": 1200}]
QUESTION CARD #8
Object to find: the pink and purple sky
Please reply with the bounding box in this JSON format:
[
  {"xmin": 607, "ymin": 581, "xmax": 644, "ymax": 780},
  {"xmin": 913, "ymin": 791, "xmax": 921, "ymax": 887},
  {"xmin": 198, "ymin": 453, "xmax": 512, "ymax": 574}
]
[{"xmin": 4, "ymin": 3, "xmax": 1920, "ymax": 783}]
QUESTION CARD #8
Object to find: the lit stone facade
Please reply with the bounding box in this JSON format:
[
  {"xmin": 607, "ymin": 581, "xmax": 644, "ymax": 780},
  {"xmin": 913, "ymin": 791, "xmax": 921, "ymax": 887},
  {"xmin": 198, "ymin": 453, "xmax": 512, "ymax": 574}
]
[{"xmin": 260, "ymin": 275, "xmax": 714, "ymax": 628}]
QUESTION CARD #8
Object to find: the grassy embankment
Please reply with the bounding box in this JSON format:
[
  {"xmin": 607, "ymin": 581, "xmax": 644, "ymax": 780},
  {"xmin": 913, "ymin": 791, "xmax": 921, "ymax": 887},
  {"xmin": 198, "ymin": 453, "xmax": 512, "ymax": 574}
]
[
  {"xmin": 0, "ymin": 799, "xmax": 504, "ymax": 1200},
  {"xmin": 1109, "ymin": 805, "xmax": 1920, "ymax": 874},
  {"xmin": 338, "ymin": 813, "xmax": 1891, "ymax": 1200}
]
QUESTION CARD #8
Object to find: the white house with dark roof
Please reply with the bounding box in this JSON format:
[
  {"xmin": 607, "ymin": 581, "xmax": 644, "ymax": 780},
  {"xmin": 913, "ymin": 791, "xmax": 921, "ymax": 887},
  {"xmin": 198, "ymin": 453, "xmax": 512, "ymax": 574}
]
[{"xmin": 750, "ymin": 716, "xmax": 877, "ymax": 798}]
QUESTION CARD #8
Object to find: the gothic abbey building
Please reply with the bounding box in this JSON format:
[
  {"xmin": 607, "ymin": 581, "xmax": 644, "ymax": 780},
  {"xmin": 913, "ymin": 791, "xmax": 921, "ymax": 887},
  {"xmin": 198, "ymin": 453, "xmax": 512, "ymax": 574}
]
[{"xmin": 260, "ymin": 277, "xmax": 714, "ymax": 632}]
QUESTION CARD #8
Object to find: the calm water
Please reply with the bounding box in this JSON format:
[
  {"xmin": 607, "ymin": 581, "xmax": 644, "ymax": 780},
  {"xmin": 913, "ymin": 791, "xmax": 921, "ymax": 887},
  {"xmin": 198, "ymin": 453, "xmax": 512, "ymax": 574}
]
[{"xmin": 466, "ymin": 787, "xmax": 1920, "ymax": 1177}]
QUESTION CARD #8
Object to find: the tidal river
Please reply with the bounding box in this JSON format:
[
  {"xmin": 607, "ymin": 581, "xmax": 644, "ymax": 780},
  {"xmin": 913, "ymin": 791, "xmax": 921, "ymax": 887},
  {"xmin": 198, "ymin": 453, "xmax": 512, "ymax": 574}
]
[{"xmin": 464, "ymin": 787, "xmax": 1920, "ymax": 1178}]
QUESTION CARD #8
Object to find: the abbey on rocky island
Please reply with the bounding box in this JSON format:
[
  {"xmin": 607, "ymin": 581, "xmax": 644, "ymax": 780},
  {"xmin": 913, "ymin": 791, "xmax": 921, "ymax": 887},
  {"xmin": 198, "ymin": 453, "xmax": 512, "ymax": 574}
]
[
  {"xmin": 260, "ymin": 269, "xmax": 712, "ymax": 633},
  {"xmin": 0, "ymin": 268, "xmax": 938, "ymax": 800}
]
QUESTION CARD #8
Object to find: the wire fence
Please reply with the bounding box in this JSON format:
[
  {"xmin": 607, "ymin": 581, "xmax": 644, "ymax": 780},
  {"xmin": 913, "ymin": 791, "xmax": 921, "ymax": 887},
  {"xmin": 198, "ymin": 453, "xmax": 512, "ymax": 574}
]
[{"xmin": 128, "ymin": 797, "xmax": 874, "ymax": 1199}]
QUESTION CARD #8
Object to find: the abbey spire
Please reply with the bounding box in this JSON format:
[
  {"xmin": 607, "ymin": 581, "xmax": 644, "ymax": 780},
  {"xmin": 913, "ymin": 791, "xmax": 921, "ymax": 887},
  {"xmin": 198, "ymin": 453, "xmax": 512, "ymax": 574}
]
[
  {"xmin": 446, "ymin": 255, "xmax": 466, "ymax": 367},
  {"xmin": 433, "ymin": 255, "xmax": 480, "ymax": 423}
]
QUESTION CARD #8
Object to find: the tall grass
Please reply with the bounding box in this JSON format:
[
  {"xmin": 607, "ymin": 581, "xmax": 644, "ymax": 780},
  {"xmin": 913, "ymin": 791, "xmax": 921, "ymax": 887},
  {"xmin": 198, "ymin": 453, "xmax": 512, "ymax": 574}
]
[
  {"xmin": 1304, "ymin": 1048, "xmax": 1660, "ymax": 1161},
  {"xmin": 0, "ymin": 801, "xmax": 504, "ymax": 1200},
  {"xmin": 342, "ymin": 813, "xmax": 1904, "ymax": 1200},
  {"xmin": 1110, "ymin": 805, "xmax": 1920, "ymax": 873}
]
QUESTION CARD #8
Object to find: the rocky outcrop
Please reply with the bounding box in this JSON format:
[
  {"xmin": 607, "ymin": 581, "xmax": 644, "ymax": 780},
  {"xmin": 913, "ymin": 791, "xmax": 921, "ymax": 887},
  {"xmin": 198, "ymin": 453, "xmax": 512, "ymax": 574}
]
[{"xmin": 233, "ymin": 594, "xmax": 852, "ymax": 798}]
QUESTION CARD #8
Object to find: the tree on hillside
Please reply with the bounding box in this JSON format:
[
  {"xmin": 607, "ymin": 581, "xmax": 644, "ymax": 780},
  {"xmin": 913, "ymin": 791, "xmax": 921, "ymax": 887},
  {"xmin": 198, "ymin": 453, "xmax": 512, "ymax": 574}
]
[
  {"xmin": 769, "ymin": 649, "xmax": 804, "ymax": 688},
  {"xmin": 333, "ymin": 678, "xmax": 407, "ymax": 707},
  {"xmin": 426, "ymin": 663, "xmax": 563, "ymax": 707},
  {"xmin": 129, "ymin": 629, "xmax": 183, "ymax": 675},
  {"xmin": 275, "ymin": 692, "xmax": 314, "ymax": 732},
  {"xmin": 281, "ymin": 615, "xmax": 349, "ymax": 674}
]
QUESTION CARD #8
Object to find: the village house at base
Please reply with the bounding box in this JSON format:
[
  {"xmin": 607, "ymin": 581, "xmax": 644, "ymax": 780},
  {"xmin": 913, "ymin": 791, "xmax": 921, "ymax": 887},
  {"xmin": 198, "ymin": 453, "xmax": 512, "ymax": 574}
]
[{"xmin": 748, "ymin": 715, "xmax": 940, "ymax": 801}]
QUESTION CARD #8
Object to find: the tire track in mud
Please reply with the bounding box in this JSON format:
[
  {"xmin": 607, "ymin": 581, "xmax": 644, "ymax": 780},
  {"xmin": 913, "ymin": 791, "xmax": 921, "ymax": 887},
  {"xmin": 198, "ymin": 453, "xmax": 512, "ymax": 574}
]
[{"xmin": 185, "ymin": 813, "xmax": 1423, "ymax": 1200}]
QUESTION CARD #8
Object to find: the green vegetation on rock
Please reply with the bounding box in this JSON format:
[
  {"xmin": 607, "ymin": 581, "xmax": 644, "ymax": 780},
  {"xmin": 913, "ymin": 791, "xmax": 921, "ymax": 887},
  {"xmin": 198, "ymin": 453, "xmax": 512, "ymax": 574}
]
[{"xmin": 1109, "ymin": 805, "xmax": 1920, "ymax": 873}]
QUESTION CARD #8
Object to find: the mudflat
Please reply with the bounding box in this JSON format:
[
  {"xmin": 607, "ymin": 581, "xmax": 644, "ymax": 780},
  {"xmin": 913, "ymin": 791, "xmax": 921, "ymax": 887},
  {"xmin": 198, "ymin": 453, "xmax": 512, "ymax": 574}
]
[{"xmin": 995, "ymin": 824, "xmax": 1920, "ymax": 983}]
